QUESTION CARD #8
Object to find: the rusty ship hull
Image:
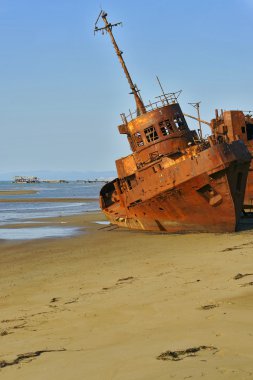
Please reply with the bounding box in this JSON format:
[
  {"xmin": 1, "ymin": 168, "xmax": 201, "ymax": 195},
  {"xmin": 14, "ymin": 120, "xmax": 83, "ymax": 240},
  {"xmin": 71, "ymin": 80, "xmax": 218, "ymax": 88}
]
[
  {"xmin": 100, "ymin": 141, "xmax": 250, "ymax": 233},
  {"xmin": 95, "ymin": 11, "xmax": 251, "ymax": 233}
]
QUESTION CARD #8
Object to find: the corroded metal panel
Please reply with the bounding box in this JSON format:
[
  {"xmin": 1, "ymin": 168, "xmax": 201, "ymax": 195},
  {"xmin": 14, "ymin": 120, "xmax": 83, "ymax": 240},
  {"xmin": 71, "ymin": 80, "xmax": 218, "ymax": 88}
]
[{"xmin": 116, "ymin": 155, "xmax": 137, "ymax": 178}]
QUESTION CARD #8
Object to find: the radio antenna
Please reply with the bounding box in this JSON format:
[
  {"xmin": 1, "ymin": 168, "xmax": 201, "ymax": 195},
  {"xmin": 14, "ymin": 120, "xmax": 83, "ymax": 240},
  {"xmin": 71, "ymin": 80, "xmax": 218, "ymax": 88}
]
[
  {"xmin": 188, "ymin": 101, "xmax": 203, "ymax": 140},
  {"xmin": 94, "ymin": 10, "xmax": 146, "ymax": 116}
]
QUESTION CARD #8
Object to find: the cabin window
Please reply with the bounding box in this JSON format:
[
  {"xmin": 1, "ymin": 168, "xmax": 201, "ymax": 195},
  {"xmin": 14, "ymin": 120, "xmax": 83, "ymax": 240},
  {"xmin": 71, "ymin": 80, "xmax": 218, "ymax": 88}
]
[
  {"xmin": 246, "ymin": 123, "xmax": 253, "ymax": 141},
  {"xmin": 134, "ymin": 132, "xmax": 144, "ymax": 147},
  {"xmin": 241, "ymin": 126, "xmax": 246, "ymax": 134},
  {"xmin": 144, "ymin": 126, "xmax": 159, "ymax": 142},
  {"xmin": 126, "ymin": 174, "xmax": 137, "ymax": 190},
  {"xmin": 174, "ymin": 114, "xmax": 186, "ymax": 130},
  {"xmin": 159, "ymin": 119, "xmax": 174, "ymax": 135}
]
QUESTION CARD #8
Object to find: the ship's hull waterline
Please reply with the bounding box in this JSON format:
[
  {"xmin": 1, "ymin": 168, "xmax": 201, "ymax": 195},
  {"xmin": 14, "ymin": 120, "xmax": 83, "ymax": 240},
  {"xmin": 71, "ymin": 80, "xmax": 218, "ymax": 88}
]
[{"xmin": 100, "ymin": 141, "xmax": 251, "ymax": 233}]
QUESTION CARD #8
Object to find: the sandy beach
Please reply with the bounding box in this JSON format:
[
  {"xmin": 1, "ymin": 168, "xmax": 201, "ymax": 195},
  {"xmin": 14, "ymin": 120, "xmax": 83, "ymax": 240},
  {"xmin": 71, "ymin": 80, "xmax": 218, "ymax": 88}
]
[
  {"xmin": 1, "ymin": 0, "xmax": 252, "ymax": 378},
  {"xmin": 0, "ymin": 210, "xmax": 253, "ymax": 379}
]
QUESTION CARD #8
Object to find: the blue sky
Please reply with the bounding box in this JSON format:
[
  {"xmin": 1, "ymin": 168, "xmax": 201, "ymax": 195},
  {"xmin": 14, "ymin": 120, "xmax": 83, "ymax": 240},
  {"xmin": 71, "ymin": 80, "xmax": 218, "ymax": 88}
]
[{"xmin": 0, "ymin": 0, "xmax": 253, "ymax": 176}]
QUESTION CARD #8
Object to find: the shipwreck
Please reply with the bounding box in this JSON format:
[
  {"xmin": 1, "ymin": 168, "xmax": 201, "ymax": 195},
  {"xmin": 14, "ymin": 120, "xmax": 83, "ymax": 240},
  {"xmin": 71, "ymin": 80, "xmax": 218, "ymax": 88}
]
[{"xmin": 95, "ymin": 11, "xmax": 251, "ymax": 233}]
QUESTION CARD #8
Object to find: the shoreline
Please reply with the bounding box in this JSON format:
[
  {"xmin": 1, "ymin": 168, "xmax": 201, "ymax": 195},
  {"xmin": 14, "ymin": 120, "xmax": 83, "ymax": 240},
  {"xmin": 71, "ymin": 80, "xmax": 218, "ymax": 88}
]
[
  {"xmin": 0, "ymin": 197, "xmax": 99, "ymax": 203},
  {"xmin": 0, "ymin": 211, "xmax": 104, "ymax": 232}
]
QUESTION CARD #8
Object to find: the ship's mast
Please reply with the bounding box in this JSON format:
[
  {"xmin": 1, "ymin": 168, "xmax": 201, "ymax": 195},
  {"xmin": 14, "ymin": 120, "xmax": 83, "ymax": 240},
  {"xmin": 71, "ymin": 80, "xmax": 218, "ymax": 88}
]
[
  {"xmin": 188, "ymin": 102, "xmax": 203, "ymax": 140},
  {"xmin": 94, "ymin": 11, "xmax": 146, "ymax": 116}
]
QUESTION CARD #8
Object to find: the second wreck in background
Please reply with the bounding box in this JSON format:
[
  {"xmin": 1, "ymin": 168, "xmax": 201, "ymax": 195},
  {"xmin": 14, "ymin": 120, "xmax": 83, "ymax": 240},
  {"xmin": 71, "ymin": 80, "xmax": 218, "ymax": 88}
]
[{"xmin": 209, "ymin": 110, "xmax": 253, "ymax": 210}]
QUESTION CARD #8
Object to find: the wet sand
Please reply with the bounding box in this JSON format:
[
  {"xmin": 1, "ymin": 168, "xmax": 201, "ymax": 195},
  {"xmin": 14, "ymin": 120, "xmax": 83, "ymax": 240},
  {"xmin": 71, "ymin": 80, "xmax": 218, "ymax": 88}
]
[
  {"xmin": 0, "ymin": 190, "xmax": 38, "ymax": 196},
  {"xmin": 0, "ymin": 197, "xmax": 98, "ymax": 203},
  {"xmin": 0, "ymin": 212, "xmax": 253, "ymax": 379}
]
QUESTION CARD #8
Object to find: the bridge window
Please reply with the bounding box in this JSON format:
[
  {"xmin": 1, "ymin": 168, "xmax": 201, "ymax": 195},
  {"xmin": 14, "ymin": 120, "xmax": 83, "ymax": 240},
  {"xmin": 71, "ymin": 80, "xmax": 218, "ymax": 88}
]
[
  {"xmin": 134, "ymin": 132, "xmax": 144, "ymax": 147},
  {"xmin": 174, "ymin": 114, "xmax": 186, "ymax": 130},
  {"xmin": 159, "ymin": 119, "xmax": 174, "ymax": 135},
  {"xmin": 144, "ymin": 126, "xmax": 159, "ymax": 142}
]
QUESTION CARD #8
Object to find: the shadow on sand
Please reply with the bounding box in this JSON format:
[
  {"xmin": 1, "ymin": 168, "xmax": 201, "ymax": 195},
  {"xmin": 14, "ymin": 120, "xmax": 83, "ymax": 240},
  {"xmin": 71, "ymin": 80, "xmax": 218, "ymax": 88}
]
[{"xmin": 238, "ymin": 214, "xmax": 253, "ymax": 232}]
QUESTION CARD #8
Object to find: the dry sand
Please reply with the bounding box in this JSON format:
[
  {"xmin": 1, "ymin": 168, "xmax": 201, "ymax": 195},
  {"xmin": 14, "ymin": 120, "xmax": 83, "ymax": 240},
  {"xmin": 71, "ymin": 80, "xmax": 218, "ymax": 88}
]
[{"xmin": 0, "ymin": 212, "xmax": 253, "ymax": 379}]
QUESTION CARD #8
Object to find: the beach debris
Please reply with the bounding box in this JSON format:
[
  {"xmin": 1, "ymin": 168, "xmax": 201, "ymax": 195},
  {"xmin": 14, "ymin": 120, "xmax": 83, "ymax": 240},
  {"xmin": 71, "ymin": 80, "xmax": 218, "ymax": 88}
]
[
  {"xmin": 101, "ymin": 276, "xmax": 135, "ymax": 292},
  {"xmin": 0, "ymin": 330, "xmax": 9, "ymax": 336},
  {"xmin": 200, "ymin": 304, "xmax": 219, "ymax": 310},
  {"xmin": 234, "ymin": 273, "xmax": 253, "ymax": 280},
  {"xmin": 117, "ymin": 276, "xmax": 134, "ymax": 283},
  {"xmin": 221, "ymin": 246, "xmax": 241, "ymax": 252},
  {"xmin": 221, "ymin": 241, "xmax": 253, "ymax": 253},
  {"xmin": 64, "ymin": 297, "xmax": 79, "ymax": 305},
  {"xmin": 0, "ymin": 349, "xmax": 66, "ymax": 369},
  {"xmin": 240, "ymin": 282, "xmax": 253, "ymax": 287},
  {"xmin": 157, "ymin": 346, "xmax": 218, "ymax": 361},
  {"xmin": 184, "ymin": 279, "xmax": 201, "ymax": 284},
  {"xmin": 50, "ymin": 297, "xmax": 60, "ymax": 303}
]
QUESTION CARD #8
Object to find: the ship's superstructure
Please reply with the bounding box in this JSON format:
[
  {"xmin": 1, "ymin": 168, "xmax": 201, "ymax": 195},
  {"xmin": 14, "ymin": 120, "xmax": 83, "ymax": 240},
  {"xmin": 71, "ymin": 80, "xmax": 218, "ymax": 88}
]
[
  {"xmin": 209, "ymin": 110, "xmax": 253, "ymax": 209},
  {"xmin": 95, "ymin": 11, "xmax": 251, "ymax": 232}
]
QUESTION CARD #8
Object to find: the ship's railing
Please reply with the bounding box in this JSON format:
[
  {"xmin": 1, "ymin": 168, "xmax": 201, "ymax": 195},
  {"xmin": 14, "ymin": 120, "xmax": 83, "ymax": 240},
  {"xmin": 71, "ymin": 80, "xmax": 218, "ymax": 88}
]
[{"xmin": 120, "ymin": 90, "xmax": 182, "ymax": 124}]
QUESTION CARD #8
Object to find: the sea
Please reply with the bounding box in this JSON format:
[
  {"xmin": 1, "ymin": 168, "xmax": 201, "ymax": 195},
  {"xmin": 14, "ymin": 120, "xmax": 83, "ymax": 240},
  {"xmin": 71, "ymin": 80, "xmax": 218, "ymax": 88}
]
[{"xmin": 0, "ymin": 181, "xmax": 103, "ymax": 240}]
